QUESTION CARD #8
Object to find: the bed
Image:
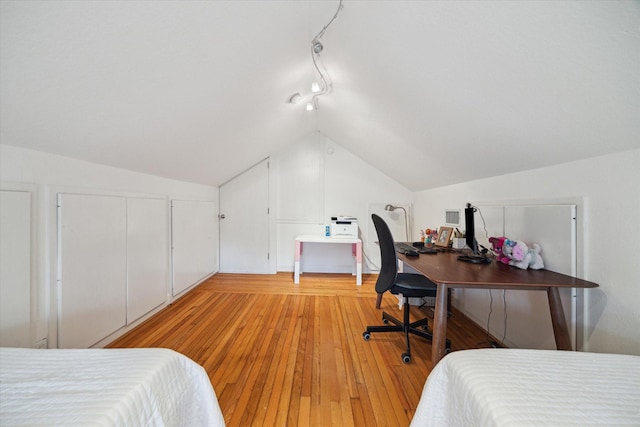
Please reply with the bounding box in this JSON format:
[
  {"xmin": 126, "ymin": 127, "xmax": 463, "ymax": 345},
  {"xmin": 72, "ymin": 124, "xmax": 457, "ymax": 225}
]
[
  {"xmin": 411, "ymin": 348, "xmax": 640, "ymax": 427},
  {"xmin": 0, "ymin": 347, "xmax": 225, "ymax": 426}
]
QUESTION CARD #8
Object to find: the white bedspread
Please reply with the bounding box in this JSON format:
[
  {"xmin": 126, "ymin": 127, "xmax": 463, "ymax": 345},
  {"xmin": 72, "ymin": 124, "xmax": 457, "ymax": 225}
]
[
  {"xmin": 411, "ymin": 349, "xmax": 640, "ymax": 427},
  {"xmin": 0, "ymin": 347, "xmax": 225, "ymax": 427}
]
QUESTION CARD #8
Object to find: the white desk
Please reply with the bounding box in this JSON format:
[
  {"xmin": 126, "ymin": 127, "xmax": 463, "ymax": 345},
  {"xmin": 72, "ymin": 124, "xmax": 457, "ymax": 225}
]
[{"xmin": 294, "ymin": 235, "xmax": 362, "ymax": 285}]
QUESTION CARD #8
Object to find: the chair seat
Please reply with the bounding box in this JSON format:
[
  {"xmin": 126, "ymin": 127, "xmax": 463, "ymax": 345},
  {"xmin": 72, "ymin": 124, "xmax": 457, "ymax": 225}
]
[{"xmin": 390, "ymin": 273, "xmax": 438, "ymax": 297}]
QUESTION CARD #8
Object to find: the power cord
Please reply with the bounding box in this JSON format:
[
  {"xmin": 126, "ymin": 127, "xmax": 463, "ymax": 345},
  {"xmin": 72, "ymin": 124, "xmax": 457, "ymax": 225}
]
[
  {"xmin": 472, "ymin": 203, "xmax": 509, "ymax": 345},
  {"xmin": 469, "ymin": 203, "xmax": 495, "ymax": 256},
  {"xmin": 480, "ymin": 289, "xmax": 508, "ymax": 348},
  {"xmin": 362, "ymin": 249, "xmax": 379, "ymax": 271}
]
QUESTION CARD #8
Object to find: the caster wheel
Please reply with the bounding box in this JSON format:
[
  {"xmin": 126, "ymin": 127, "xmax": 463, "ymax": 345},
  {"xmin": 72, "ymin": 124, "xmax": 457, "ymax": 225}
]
[
  {"xmin": 445, "ymin": 347, "xmax": 452, "ymax": 354},
  {"xmin": 402, "ymin": 353, "xmax": 411, "ymax": 364},
  {"xmin": 382, "ymin": 317, "xmax": 389, "ymax": 324},
  {"xmin": 362, "ymin": 332, "xmax": 371, "ymax": 341}
]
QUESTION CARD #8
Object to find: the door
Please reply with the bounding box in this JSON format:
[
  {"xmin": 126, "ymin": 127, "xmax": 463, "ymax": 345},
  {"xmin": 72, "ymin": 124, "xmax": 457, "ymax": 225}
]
[
  {"xmin": 0, "ymin": 190, "xmax": 32, "ymax": 347},
  {"xmin": 171, "ymin": 199, "xmax": 217, "ymax": 295},
  {"xmin": 126, "ymin": 197, "xmax": 167, "ymax": 323},
  {"xmin": 504, "ymin": 204, "xmax": 578, "ymax": 349},
  {"xmin": 58, "ymin": 193, "xmax": 127, "ymax": 348},
  {"xmin": 219, "ymin": 159, "xmax": 269, "ymax": 273},
  {"xmin": 471, "ymin": 202, "xmax": 579, "ymax": 350}
]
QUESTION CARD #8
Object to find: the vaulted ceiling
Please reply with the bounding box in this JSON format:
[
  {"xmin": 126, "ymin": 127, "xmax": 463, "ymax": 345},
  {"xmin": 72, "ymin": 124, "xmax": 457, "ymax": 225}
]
[{"xmin": 1, "ymin": 1, "xmax": 638, "ymax": 191}]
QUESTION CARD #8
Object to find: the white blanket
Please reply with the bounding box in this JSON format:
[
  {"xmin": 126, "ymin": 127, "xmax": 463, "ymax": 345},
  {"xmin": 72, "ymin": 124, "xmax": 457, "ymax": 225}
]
[
  {"xmin": 411, "ymin": 349, "xmax": 640, "ymax": 427},
  {"xmin": 0, "ymin": 347, "xmax": 225, "ymax": 427}
]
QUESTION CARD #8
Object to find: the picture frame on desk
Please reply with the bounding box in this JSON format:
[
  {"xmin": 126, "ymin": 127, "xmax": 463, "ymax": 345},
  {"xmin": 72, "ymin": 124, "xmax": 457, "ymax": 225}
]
[{"xmin": 436, "ymin": 226, "xmax": 453, "ymax": 247}]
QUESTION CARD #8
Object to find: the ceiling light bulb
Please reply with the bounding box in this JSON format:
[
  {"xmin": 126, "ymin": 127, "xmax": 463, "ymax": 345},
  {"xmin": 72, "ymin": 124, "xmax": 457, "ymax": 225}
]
[
  {"xmin": 311, "ymin": 82, "xmax": 321, "ymax": 93},
  {"xmin": 306, "ymin": 102, "xmax": 315, "ymax": 111}
]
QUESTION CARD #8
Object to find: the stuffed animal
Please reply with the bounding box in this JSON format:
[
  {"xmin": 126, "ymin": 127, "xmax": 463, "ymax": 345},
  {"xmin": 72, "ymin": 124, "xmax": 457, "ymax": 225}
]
[
  {"xmin": 504, "ymin": 239, "xmax": 531, "ymax": 269},
  {"xmin": 501, "ymin": 239, "xmax": 515, "ymax": 263},
  {"xmin": 503, "ymin": 239, "xmax": 545, "ymax": 270},
  {"xmin": 528, "ymin": 243, "xmax": 544, "ymax": 270},
  {"xmin": 489, "ymin": 236, "xmax": 510, "ymax": 264}
]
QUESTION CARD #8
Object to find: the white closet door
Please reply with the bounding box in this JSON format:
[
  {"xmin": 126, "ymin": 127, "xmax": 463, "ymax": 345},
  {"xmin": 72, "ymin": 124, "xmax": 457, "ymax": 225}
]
[
  {"xmin": 171, "ymin": 200, "xmax": 217, "ymax": 296},
  {"xmin": 0, "ymin": 190, "xmax": 32, "ymax": 347},
  {"xmin": 126, "ymin": 197, "xmax": 167, "ymax": 324},
  {"xmin": 58, "ymin": 194, "xmax": 127, "ymax": 348},
  {"xmin": 219, "ymin": 159, "xmax": 269, "ymax": 273},
  {"xmin": 504, "ymin": 204, "xmax": 577, "ymax": 350}
]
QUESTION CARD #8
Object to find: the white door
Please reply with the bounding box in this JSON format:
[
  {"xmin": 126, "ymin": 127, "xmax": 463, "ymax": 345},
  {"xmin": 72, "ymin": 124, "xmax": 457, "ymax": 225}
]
[
  {"xmin": 171, "ymin": 199, "xmax": 217, "ymax": 295},
  {"xmin": 504, "ymin": 204, "xmax": 578, "ymax": 349},
  {"xmin": 0, "ymin": 190, "xmax": 32, "ymax": 347},
  {"xmin": 126, "ymin": 197, "xmax": 167, "ymax": 324},
  {"xmin": 219, "ymin": 159, "xmax": 269, "ymax": 273},
  {"xmin": 58, "ymin": 193, "xmax": 127, "ymax": 348}
]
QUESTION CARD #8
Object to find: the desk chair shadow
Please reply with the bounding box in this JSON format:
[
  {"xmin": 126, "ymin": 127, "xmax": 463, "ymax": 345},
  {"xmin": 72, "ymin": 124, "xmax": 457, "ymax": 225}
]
[{"xmin": 363, "ymin": 214, "xmax": 451, "ymax": 364}]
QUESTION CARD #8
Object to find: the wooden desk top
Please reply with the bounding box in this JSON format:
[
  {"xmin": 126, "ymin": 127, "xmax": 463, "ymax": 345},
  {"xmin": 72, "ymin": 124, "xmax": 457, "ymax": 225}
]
[{"xmin": 398, "ymin": 251, "xmax": 599, "ymax": 290}]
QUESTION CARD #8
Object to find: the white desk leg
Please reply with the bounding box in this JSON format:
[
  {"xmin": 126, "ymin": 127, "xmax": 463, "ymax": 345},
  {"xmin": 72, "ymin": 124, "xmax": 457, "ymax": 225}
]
[
  {"xmin": 355, "ymin": 241, "xmax": 362, "ymax": 286},
  {"xmin": 294, "ymin": 240, "xmax": 301, "ymax": 284}
]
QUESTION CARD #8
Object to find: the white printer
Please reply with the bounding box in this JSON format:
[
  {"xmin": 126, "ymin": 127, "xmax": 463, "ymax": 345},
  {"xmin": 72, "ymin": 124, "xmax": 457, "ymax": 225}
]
[{"xmin": 330, "ymin": 216, "xmax": 358, "ymax": 237}]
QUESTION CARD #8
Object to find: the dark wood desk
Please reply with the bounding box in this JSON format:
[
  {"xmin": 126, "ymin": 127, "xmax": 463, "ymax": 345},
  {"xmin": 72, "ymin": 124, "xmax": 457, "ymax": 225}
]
[{"xmin": 398, "ymin": 251, "xmax": 599, "ymax": 365}]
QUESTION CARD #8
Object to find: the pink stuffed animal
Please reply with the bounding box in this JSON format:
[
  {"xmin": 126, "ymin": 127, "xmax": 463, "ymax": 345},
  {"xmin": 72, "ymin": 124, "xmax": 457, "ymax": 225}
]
[{"xmin": 489, "ymin": 236, "xmax": 510, "ymax": 264}]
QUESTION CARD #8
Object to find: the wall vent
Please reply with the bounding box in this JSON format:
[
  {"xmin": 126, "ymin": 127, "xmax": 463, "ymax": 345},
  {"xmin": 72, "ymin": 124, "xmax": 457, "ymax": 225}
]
[{"xmin": 445, "ymin": 209, "xmax": 461, "ymax": 225}]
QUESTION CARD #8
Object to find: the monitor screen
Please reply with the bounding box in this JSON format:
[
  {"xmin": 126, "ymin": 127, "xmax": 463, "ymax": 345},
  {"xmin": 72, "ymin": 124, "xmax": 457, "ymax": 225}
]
[{"xmin": 464, "ymin": 203, "xmax": 478, "ymax": 255}]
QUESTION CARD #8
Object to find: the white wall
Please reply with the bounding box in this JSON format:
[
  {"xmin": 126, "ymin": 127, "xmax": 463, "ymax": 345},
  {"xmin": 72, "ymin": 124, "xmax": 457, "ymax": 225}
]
[
  {"xmin": 275, "ymin": 133, "xmax": 413, "ymax": 274},
  {"xmin": 5, "ymin": 143, "xmax": 637, "ymax": 356},
  {"xmin": 0, "ymin": 145, "xmax": 218, "ymax": 347},
  {"xmin": 413, "ymin": 148, "xmax": 640, "ymax": 356}
]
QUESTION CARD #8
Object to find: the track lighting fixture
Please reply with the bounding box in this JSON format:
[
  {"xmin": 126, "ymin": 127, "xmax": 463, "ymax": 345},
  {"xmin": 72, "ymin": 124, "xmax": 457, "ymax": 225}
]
[
  {"xmin": 287, "ymin": 0, "xmax": 343, "ymax": 111},
  {"xmin": 308, "ymin": 0, "xmax": 343, "ymax": 111}
]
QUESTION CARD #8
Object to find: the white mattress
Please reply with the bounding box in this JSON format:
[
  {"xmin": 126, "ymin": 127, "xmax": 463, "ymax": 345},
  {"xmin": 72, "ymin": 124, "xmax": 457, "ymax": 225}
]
[
  {"xmin": 411, "ymin": 349, "xmax": 640, "ymax": 427},
  {"xmin": 0, "ymin": 347, "xmax": 225, "ymax": 427}
]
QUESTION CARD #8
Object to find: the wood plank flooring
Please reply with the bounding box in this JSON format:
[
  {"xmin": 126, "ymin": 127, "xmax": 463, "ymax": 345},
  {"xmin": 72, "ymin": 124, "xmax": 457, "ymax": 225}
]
[{"xmin": 108, "ymin": 272, "xmax": 497, "ymax": 426}]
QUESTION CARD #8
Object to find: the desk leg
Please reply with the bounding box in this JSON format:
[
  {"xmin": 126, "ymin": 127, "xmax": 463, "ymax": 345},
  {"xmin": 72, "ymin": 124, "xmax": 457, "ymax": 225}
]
[
  {"xmin": 548, "ymin": 287, "xmax": 572, "ymax": 350},
  {"xmin": 431, "ymin": 283, "xmax": 449, "ymax": 365},
  {"xmin": 294, "ymin": 240, "xmax": 302, "ymax": 284},
  {"xmin": 355, "ymin": 242, "xmax": 362, "ymax": 286}
]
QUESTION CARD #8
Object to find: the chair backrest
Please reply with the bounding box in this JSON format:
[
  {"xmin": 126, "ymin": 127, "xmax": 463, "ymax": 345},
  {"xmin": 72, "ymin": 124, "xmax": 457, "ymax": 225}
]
[{"xmin": 371, "ymin": 213, "xmax": 399, "ymax": 294}]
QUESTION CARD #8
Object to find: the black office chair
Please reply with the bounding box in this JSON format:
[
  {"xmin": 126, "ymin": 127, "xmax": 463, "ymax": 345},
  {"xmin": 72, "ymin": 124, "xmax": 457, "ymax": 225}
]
[{"xmin": 363, "ymin": 213, "xmax": 450, "ymax": 363}]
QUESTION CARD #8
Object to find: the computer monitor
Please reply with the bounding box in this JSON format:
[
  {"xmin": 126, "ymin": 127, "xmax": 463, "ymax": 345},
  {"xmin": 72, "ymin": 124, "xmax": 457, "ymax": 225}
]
[
  {"xmin": 458, "ymin": 203, "xmax": 491, "ymax": 263},
  {"xmin": 464, "ymin": 203, "xmax": 479, "ymax": 255}
]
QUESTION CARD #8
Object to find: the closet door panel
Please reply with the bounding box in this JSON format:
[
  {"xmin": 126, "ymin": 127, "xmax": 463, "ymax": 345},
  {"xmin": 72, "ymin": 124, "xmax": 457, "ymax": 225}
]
[
  {"xmin": 0, "ymin": 190, "xmax": 32, "ymax": 347},
  {"xmin": 58, "ymin": 194, "xmax": 126, "ymax": 348},
  {"xmin": 126, "ymin": 197, "xmax": 167, "ymax": 324},
  {"xmin": 171, "ymin": 200, "xmax": 217, "ymax": 296}
]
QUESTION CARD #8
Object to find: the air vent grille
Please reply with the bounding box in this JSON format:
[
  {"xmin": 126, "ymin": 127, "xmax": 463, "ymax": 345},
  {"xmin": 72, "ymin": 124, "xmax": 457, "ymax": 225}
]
[{"xmin": 445, "ymin": 210, "xmax": 460, "ymax": 225}]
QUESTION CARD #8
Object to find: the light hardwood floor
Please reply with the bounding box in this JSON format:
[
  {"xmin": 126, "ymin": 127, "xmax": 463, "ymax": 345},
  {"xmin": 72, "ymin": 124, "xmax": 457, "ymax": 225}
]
[{"xmin": 109, "ymin": 272, "xmax": 497, "ymax": 426}]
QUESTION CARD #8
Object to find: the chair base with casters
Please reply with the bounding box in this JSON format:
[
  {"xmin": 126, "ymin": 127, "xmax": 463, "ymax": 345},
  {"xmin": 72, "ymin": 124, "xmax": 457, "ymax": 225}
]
[
  {"xmin": 363, "ymin": 293, "xmax": 451, "ymax": 364},
  {"xmin": 365, "ymin": 213, "xmax": 452, "ymax": 364}
]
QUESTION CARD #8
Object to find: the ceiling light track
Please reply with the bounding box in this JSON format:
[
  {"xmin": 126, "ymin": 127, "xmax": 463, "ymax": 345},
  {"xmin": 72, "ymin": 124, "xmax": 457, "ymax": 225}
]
[
  {"xmin": 287, "ymin": 0, "xmax": 343, "ymax": 111},
  {"xmin": 307, "ymin": 0, "xmax": 343, "ymax": 111}
]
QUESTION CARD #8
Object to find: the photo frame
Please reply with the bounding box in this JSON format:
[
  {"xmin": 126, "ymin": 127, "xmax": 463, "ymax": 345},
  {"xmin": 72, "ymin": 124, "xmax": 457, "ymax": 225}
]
[{"xmin": 435, "ymin": 226, "xmax": 454, "ymax": 247}]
